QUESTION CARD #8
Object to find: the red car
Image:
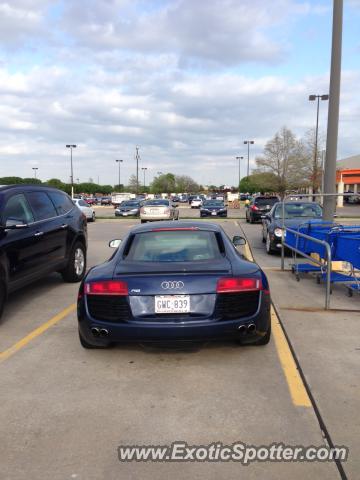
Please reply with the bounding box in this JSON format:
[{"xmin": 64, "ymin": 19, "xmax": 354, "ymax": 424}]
[{"xmin": 85, "ymin": 198, "xmax": 97, "ymax": 206}]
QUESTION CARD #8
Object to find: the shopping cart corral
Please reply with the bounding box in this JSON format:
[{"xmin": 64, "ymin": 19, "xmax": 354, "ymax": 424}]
[{"xmin": 284, "ymin": 221, "xmax": 360, "ymax": 308}]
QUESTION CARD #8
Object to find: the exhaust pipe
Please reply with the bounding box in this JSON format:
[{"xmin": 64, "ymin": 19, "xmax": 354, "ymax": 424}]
[
  {"xmin": 91, "ymin": 327, "xmax": 100, "ymax": 337},
  {"xmin": 247, "ymin": 323, "xmax": 256, "ymax": 334},
  {"xmin": 99, "ymin": 328, "xmax": 109, "ymax": 337},
  {"xmin": 238, "ymin": 325, "xmax": 247, "ymax": 335}
]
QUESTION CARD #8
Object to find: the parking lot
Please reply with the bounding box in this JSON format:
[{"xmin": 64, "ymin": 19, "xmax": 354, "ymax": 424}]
[{"xmin": 1, "ymin": 217, "xmax": 358, "ymax": 479}]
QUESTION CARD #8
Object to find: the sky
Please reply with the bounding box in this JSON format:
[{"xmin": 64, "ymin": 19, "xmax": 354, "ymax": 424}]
[{"xmin": 0, "ymin": 0, "xmax": 359, "ymax": 187}]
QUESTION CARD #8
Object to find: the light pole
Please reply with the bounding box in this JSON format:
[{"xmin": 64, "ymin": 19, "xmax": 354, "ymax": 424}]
[
  {"xmin": 141, "ymin": 167, "xmax": 148, "ymax": 191},
  {"xmin": 320, "ymin": 149, "xmax": 326, "ymax": 196},
  {"xmin": 323, "ymin": 0, "xmax": 343, "ymax": 220},
  {"xmin": 32, "ymin": 167, "xmax": 38, "ymax": 179},
  {"xmin": 243, "ymin": 140, "xmax": 254, "ymax": 177},
  {"xmin": 135, "ymin": 146, "xmax": 140, "ymax": 195},
  {"xmin": 66, "ymin": 144, "xmax": 77, "ymax": 198},
  {"xmin": 236, "ymin": 156, "xmax": 244, "ymax": 191},
  {"xmin": 309, "ymin": 94, "xmax": 329, "ymax": 195},
  {"xmin": 116, "ymin": 159, "xmax": 123, "ymax": 190}
]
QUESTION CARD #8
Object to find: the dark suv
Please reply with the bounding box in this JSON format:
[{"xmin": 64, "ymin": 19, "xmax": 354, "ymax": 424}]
[
  {"xmin": 0, "ymin": 185, "xmax": 88, "ymax": 318},
  {"xmin": 246, "ymin": 196, "xmax": 279, "ymax": 223}
]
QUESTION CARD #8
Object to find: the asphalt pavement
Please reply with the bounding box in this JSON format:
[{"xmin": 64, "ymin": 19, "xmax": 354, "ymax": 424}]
[{"xmin": 0, "ymin": 218, "xmax": 356, "ymax": 479}]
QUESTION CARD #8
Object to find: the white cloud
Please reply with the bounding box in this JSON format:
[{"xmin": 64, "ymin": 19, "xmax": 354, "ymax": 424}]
[
  {"xmin": 59, "ymin": 0, "xmax": 301, "ymax": 66},
  {"xmin": 0, "ymin": 1, "xmax": 49, "ymax": 47},
  {"xmin": 0, "ymin": 1, "xmax": 359, "ymax": 186}
]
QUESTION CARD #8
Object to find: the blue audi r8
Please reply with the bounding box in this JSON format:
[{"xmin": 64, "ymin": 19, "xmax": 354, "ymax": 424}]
[{"xmin": 77, "ymin": 222, "xmax": 271, "ymax": 348}]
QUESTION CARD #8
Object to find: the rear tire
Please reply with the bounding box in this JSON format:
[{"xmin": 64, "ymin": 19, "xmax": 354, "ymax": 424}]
[
  {"xmin": 78, "ymin": 330, "xmax": 110, "ymax": 349},
  {"xmin": 61, "ymin": 241, "xmax": 86, "ymax": 282},
  {"xmin": 141, "ymin": 220, "xmax": 146, "ymax": 224}
]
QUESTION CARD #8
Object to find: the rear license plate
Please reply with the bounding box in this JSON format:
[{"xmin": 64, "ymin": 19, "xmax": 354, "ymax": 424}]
[
  {"xmin": 150, "ymin": 209, "xmax": 158, "ymax": 214},
  {"xmin": 155, "ymin": 295, "xmax": 190, "ymax": 314},
  {"xmin": 211, "ymin": 211, "xmax": 217, "ymax": 215}
]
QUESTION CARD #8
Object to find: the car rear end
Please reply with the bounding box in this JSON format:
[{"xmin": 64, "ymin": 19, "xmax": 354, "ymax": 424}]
[
  {"xmin": 140, "ymin": 202, "xmax": 172, "ymax": 222},
  {"xmin": 191, "ymin": 198, "xmax": 202, "ymax": 208},
  {"xmin": 251, "ymin": 197, "xmax": 278, "ymax": 222},
  {"xmin": 78, "ymin": 226, "xmax": 270, "ymax": 345},
  {"xmin": 200, "ymin": 202, "xmax": 227, "ymax": 217},
  {"xmin": 115, "ymin": 202, "xmax": 140, "ymax": 217}
]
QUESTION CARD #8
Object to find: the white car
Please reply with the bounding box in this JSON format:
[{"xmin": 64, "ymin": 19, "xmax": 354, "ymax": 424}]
[
  {"xmin": 73, "ymin": 198, "xmax": 96, "ymax": 222},
  {"xmin": 190, "ymin": 197, "xmax": 203, "ymax": 208}
]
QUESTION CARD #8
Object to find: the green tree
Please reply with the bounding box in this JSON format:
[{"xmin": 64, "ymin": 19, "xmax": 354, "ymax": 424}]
[
  {"xmin": 150, "ymin": 173, "xmax": 176, "ymax": 194},
  {"xmin": 240, "ymin": 173, "xmax": 278, "ymax": 194},
  {"xmin": 0, "ymin": 176, "xmax": 29, "ymax": 185},
  {"xmin": 46, "ymin": 178, "xmax": 66, "ymax": 190},
  {"xmin": 174, "ymin": 175, "xmax": 199, "ymax": 193},
  {"xmin": 23, "ymin": 178, "xmax": 42, "ymax": 184}
]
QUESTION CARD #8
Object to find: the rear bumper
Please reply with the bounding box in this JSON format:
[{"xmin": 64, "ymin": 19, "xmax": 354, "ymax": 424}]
[
  {"xmin": 140, "ymin": 215, "xmax": 172, "ymax": 221},
  {"xmin": 250, "ymin": 211, "xmax": 266, "ymax": 221},
  {"xmin": 200, "ymin": 211, "xmax": 227, "ymax": 217},
  {"xmin": 115, "ymin": 211, "xmax": 139, "ymax": 217},
  {"xmin": 78, "ymin": 295, "xmax": 271, "ymax": 344}
]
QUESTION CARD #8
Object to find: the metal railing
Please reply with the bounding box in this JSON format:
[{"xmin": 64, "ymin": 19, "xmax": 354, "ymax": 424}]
[
  {"xmin": 283, "ymin": 227, "xmax": 332, "ymax": 309},
  {"xmin": 280, "ymin": 192, "xmax": 356, "ymax": 270},
  {"xmin": 278, "ymin": 192, "xmax": 358, "ymax": 310}
]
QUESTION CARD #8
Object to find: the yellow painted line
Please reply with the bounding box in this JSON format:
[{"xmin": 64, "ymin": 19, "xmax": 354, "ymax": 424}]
[
  {"xmin": 0, "ymin": 304, "xmax": 76, "ymax": 364},
  {"xmin": 236, "ymin": 221, "xmax": 311, "ymax": 407},
  {"xmin": 271, "ymin": 307, "xmax": 311, "ymax": 407}
]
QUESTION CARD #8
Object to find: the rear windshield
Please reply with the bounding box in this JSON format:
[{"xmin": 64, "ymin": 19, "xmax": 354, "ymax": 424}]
[
  {"xmin": 274, "ymin": 203, "xmax": 322, "ymax": 218},
  {"xmin": 145, "ymin": 200, "xmax": 169, "ymax": 206},
  {"xmin": 122, "ymin": 201, "xmax": 139, "ymax": 207},
  {"xmin": 126, "ymin": 230, "xmax": 222, "ymax": 262},
  {"xmin": 203, "ymin": 200, "xmax": 224, "ymax": 207},
  {"xmin": 254, "ymin": 197, "xmax": 278, "ymax": 206}
]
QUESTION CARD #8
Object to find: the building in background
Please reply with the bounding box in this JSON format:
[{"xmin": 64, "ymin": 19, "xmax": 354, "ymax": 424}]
[{"xmin": 336, "ymin": 155, "xmax": 360, "ymax": 206}]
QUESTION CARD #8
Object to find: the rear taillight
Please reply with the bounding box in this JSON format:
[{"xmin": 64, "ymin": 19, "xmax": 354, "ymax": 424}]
[
  {"xmin": 216, "ymin": 277, "xmax": 262, "ymax": 293},
  {"xmin": 85, "ymin": 280, "xmax": 128, "ymax": 295},
  {"xmin": 251, "ymin": 205, "xmax": 259, "ymax": 211}
]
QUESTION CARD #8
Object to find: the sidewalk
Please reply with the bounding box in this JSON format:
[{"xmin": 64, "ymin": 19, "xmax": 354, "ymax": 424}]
[{"xmin": 241, "ymin": 222, "xmax": 360, "ymax": 479}]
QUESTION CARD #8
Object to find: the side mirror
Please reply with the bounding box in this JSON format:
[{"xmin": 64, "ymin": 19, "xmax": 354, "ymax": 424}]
[
  {"xmin": 109, "ymin": 239, "xmax": 122, "ymax": 248},
  {"xmin": 5, "ymin": 219, "xmax": 29, "ymax": 229},
  {"xmin": 232, "ymin": 235, "xmax": 246, "ymax": 246}
]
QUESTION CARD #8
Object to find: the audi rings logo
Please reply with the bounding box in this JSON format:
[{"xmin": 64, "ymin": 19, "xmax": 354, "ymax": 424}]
[{"xmin": 161, "ymin": 281, "xmax": 184, "ymax": 289}]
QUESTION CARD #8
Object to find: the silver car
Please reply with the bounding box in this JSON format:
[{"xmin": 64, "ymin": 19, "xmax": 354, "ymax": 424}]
[
  {"xmin": 73, "ymin": 199, "xmax": 96, "ymax": 222},
  {"xmin": 140, "ymin": 199, "xmax": 179, "ymax": 223}
]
